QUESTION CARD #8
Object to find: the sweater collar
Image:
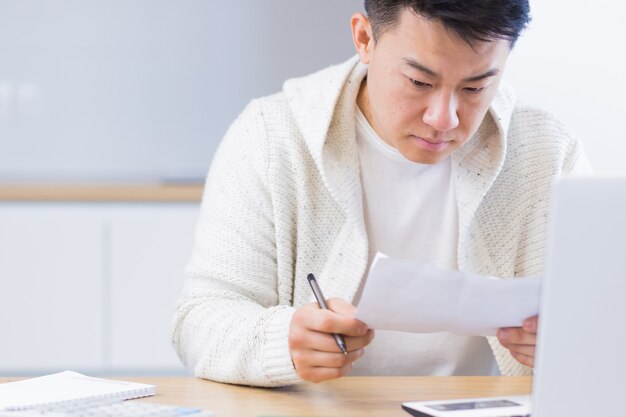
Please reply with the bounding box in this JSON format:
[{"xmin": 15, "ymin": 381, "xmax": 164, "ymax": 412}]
[
  {"xmin": 283, "ymin": 55, "xmax": 363, "ymax": 164},
  {"xmin": 283, "ymin": 56, "xmax": 367, "ymax": 231}
]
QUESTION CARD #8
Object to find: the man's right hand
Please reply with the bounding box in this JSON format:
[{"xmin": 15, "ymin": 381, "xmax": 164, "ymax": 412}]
[{"xmin": 288, "ymin": 298, "xmax": 375, "ymax": 383}]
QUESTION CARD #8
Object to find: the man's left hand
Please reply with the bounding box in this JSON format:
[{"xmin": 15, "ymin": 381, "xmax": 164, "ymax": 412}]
[{"xmin": 497, "ymin": 315, "xmax": 538, "ymax": 368}]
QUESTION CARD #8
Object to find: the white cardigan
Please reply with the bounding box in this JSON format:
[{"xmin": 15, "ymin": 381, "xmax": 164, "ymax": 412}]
[{"xmin": 171, "ymin": 56, "xmax": 590, "ymax": 387}]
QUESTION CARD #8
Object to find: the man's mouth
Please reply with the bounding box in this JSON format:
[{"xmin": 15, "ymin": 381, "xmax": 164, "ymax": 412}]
[{"xmin": 411, "ymin": 136, "xmax": 451, "ymax": 152}]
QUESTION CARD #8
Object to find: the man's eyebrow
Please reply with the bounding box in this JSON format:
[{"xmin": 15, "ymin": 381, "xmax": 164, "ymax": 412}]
[
  {"xmin": 402, "ymin": 57, "xmax": 500, "ymax": 82},
  {"xmin": 463, "ymin": 68, "xmax": 500, "ymax": 83},
  {"xmin": 403, "ymin": 57, "xmax": 437, "ymax": 77}
]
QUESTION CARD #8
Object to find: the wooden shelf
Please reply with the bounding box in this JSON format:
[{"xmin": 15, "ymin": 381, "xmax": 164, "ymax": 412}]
[{"xmin": 0, "ymin": 184, "xmax": 204, "ymax": 202}]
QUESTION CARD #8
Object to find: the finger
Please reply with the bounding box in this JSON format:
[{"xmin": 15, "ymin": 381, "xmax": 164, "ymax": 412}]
[
  {"xmin": 297, "ymin": 363, "xmax": 354, "ymax": 383},
  {"xmin": 523, "ymin": 315, "xmax": 539, "ymax": 333},
  {"xmin": 511, "ymin": 351, "xmax": 535, "ymax": 368},
  {"xmin": 308, "ymin": 309, "xmax": 369, "ymax": 337},
  {"xmin": 326, "ymin": 298, "xmax": 357, "ymax": 316},
  {"xmin": 292, "ymin": 304, "xmax": 368, "ymax": 338},
  {"xmin": 501, "ymin": 343, "xmax": 536, "ymax": 358},
  {"xmin": 322, "ymin": 298, "xmax": 371, "ymax": 336},
  {"xmin": 497, "ymin": 327, "xmax": 537, "ymax": 345},
  {"xmin": 293, "ymin": 348, "xmax": 364, "ymax": 368},
  {"xmin": 323, "ymin": 298, "xmax": 372, "ymax": 335},
  {"xmin": 345, "ymin": 329, "xmax": 375, "ymax": 351},
  {"xmin": 291, "ymin": 327, "xmax": 374, "ymax": 353}
]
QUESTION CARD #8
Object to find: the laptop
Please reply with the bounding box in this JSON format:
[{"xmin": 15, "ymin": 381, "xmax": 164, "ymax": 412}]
[{"xmin": 403, "ymin": 176, "xmax": 626, "ymax": 417}]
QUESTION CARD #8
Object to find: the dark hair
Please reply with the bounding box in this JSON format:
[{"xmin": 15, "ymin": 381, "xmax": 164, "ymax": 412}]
[{"xmin": 364, "ymin": 0, "xmax": 531, "ymax": 47}]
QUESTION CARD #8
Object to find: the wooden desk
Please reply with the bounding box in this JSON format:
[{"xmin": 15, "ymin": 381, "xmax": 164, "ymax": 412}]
[
  {"xmin": 1, "ymin": 376, "xmax": 531, "ymax": 417},
  {"xmin": 0, "ymin": 184, "xmax": 204, "ymax": 202}
]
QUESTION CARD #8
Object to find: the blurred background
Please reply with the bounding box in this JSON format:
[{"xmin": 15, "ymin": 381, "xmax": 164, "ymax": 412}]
[
  {"xmin": 0, "ymin": 0, "xmax": 362, "ymax": 182},
  {"xmin": 0, "ymin": 0, "xmax": 624, "ymax": 376}
]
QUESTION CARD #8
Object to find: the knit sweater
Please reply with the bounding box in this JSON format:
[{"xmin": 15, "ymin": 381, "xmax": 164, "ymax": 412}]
[{"xmin": 170, "ymin": 55, "xmax": 591, "ymax": 387}]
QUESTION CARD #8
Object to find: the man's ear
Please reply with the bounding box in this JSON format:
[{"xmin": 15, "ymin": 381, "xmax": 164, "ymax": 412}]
[{"xmin": 351, "ymin": 12, "xmax": 374, "ymax": 64}]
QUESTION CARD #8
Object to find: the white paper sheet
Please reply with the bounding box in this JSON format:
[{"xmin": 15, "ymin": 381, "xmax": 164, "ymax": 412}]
[{"xmin": 355, "ymin": 253, "xmax": 541, "ymax": 336}]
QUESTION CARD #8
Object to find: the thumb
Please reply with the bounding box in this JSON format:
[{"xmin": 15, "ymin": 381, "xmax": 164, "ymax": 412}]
[{"xmin": 326, "ymin": 297, "xmax": 356, "ymax": 317}]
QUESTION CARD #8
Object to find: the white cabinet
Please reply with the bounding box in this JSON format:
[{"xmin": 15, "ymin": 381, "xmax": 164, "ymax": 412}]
[
  {"xmin": 109, "ymin": 205, "xmax": 198, "ymax": 372},
  {"xmin": 0, "ymin": 202, "xmax": 199, "ymax": 375},
  {"xmin": 0, "ymin": 205, "xmax": 105, "ymax": 373}
]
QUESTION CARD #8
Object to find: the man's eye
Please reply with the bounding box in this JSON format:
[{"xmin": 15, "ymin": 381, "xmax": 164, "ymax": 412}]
[
  {"xmin": 464, "ymin": 86, "xmax": 485, "ymax": 94},
  {"xmin": 410, "ymin": 78, "xmax": 431, "ymax": 89}
]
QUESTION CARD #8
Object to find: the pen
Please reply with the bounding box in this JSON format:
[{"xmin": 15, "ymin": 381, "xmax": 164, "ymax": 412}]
[{"xmin": 306, "ymin": 273, "xmax": 349, "ymax": 355}]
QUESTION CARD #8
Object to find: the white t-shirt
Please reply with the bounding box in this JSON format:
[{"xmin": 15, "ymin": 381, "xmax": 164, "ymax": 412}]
[{"xmin": 350, "ymin": 107, "xmax": 498, "ymax": 376}]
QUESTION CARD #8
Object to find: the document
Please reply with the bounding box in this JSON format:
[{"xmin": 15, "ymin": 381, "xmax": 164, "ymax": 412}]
[{"xmin": 355, "ymin": 253, "xmax": 541, "ymax": 336}]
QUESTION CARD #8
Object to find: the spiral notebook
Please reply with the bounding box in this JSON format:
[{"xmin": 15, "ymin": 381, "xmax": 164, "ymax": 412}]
[{"xmin": 0, "ymin": 371, "xmax": 155, "ymax": 411}]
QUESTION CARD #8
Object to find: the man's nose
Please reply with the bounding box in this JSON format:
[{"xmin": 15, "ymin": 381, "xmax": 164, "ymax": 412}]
[{"xmin": 423, "ymin": 92, "xmax": 460, "ymax": 132}]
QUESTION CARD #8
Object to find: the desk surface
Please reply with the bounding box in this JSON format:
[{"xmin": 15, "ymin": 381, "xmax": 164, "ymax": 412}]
[
  {"xmin": 0, "ymin": 184, "xmax": 204, "ymax": 202},
  {"xmin": 0, "ymin": 376, "xmax": 532, "ymax": 417}
]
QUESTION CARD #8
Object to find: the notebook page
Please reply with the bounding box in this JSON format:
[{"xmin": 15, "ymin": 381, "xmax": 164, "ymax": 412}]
[{"xmin": 0, "ymin": 371, "xmax": 155, "ymax": 411}]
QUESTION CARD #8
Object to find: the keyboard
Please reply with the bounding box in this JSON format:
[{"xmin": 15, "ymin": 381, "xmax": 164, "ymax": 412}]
[{"xmin": 0, "ymin": 399, "xmax": 213, "ymax": 417}]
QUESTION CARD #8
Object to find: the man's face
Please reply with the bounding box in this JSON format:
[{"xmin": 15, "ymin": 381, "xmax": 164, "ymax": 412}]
[{"xmin": 355, "ymin": 9, "xmax": 511, "ymax": 164}]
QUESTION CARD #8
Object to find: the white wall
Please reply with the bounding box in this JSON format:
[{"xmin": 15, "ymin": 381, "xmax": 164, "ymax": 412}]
[
  {"xmin": 0, "ymin": 0, "xmax": 363, "ymax": 183},
  {"xmin": 504, "ymin": 0, "xmax": 626, "ymax": 173}
]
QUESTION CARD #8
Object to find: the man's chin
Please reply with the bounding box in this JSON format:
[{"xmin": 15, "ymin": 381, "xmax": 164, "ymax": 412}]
[{"xmin": 398, "ymin": 147, "xmax": 451, "ymax": 165}]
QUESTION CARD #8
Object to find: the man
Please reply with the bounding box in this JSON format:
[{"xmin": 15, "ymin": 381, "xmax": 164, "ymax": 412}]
[{"xmin": 171, "ymin": 0, "xmax": 590, "ymax": 387}]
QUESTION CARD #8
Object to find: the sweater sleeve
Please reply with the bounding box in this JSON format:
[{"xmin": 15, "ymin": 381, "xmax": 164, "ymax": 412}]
[{"xmin": 170, "ymin": 100, "xmax": 302, "ymax": 387}]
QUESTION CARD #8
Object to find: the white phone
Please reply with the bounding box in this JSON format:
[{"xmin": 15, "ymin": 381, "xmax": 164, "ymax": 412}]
[{"xmin": 402, "ymin": 395, "xmax": 531, "ymax": 417}]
